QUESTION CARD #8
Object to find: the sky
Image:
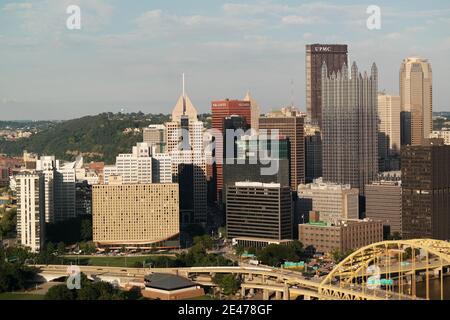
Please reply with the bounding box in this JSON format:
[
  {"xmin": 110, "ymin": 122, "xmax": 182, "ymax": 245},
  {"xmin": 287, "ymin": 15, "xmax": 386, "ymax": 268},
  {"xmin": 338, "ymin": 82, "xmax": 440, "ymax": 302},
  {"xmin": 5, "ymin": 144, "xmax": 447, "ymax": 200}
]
[{"xmin": 0, "ymin": 0, "xmax": 449, "ymax": 120}]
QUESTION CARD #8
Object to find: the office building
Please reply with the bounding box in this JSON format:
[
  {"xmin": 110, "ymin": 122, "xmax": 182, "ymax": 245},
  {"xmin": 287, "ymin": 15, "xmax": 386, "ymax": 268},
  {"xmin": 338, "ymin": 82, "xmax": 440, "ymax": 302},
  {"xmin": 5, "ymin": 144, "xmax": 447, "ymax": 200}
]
[
  {"xmin": 400, "ymin": 57, "xmax": 433, "ymax": 146},
  {"xmin": 244, "ymin": 91, "xmax": 260, "ymax": 133},
  {"xmin": 378, "ymin": 92, "xmax": 401, "ymax": 171},
  {"xmin": 365, "ymin": 181, "xmax": 402, "ymax": 236},
  {"xmin": 166, "ymin": 80, "xmax": 207, "ymax": 225},
  {"xmin": 305, "ymin": 44, "xmax": 348, "ymax": 126},
  {"xmin": 304, "ymin": 124, "xmax": 322, "ymax": 182},
  {"xmin": 143, "ymin": 125, "xmax": 167, "ymax": 153},
  {"xmin": 401, "ymin": 141, "xmax": 450, "ymax": 240},
  {"xmin": 92, "ymin": 183, "xmax": 180, "ymax": 248},
  {"xmin": 299, "ymin": 219, "xmax": 383, "ymax": 254},
  {"xmin": 298, "ymin": 178, "xmax": 359, "ymax": 225},
  {"xmin": 259, "ymin": 114, "xmax": 305, "ymax": 190},
  {"xmin": 35, "ymin": 156, "xmax": 76, "ymax": 223},
  {"xmin": 226, "ymin": 182, "xmax": 293, "ymax": 246},
  {"xmin": 211, "ymin": 99, "xmax": 252, "ymax": 201},
  {"xmin": 15, "ymin": 173, "xmax": 45, "ymax": 252},
  {"xmin": 322, "ymin": 62, "xmax": 378, "ymax": 194}
]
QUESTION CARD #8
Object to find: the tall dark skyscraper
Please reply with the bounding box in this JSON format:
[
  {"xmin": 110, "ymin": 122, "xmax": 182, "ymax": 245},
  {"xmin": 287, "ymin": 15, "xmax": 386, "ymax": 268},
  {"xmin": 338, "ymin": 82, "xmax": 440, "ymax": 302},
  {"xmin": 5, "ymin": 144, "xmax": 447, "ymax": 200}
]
[
  {"xmin": 401, "ymin": 140, "xmax": 450, "ymax": 240},
  {"xmin": 321, "ymin": 62, "xmax": 379, "ymax": 195},
  {"xmin": 306, "ymin": 44, "xmax": 348, "ymax": 127}
]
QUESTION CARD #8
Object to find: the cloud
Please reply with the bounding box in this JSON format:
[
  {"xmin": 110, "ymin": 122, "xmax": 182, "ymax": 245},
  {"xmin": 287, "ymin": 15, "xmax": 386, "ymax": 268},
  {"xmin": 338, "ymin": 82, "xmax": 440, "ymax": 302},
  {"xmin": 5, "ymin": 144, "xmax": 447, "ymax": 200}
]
[
  {"xmin": 2, "ymin": 2, "xmax": 33, "ymax": 11},
  {"xmin": 281, "ymin": 15, "xmax": 323, "ymax": 25}
]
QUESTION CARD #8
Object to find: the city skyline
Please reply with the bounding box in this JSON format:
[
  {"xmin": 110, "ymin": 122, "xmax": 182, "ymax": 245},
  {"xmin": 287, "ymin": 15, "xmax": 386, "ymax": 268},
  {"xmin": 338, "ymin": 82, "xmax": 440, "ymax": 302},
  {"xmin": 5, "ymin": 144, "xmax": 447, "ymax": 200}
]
[{"xmin": 1, "ymin": 0, "xmax": 450, "ymax": 120}]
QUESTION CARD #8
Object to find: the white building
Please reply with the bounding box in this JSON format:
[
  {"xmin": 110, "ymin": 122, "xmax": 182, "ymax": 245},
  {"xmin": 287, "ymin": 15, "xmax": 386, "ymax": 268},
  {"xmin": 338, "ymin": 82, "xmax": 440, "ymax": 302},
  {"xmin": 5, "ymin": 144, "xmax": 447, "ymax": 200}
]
[
  {"xmin": 166, "ymin": 77, "xmax": 207, "ymax": 225},
  {"xmin": 104, "ymin": 142, "xmax": 153, "ymax": 185},
  {"xmin": 35, "ymin": 156, "xmax": 76, "ymax": 223},
  {"xmin": 14, "ymin": 173, "xmax": 45, "ymax": 252},
  {"xmin": 298, "ymin": 178, "xmax": 359, "ymax": 224}
]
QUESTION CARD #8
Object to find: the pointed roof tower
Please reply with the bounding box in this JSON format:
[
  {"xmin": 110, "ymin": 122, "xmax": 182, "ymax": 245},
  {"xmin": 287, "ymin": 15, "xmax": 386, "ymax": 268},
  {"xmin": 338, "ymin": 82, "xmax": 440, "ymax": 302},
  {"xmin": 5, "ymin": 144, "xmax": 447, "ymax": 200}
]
[{"xmin": 171, "ymin": 73, "xmax": 198, "ymax": 122}]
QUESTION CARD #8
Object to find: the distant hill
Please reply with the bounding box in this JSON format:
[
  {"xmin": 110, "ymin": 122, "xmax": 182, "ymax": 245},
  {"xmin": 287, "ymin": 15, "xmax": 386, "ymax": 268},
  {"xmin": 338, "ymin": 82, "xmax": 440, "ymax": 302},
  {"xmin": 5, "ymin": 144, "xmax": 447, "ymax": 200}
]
[{"xmin": 0, "ymin": 112, "xmax": 171, "ymax": 164}]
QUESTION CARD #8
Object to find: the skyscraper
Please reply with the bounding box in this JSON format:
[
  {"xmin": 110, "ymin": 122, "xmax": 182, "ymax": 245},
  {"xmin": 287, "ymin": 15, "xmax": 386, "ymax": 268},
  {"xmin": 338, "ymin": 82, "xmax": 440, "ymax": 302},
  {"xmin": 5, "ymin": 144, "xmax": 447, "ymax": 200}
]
[
  {"xmin": 211, "ymin": 99, "xmax": 252, "ymax": 201},
  {"xmin": 321, "ymin": 62, "xmax": 378, "ymax": 195},
  {"xmin": 226, "ymin": 182, "xmax": 293, "ymax": 246},
  {"xmin": 244, "ymin": 91, "xmax": 260, "ymax": 133},
  {"xmin": 259, "ymin": 114, "xmax": 305, "ymax": 191},
  {"xmin": 401, "ymin": 140, "xmax": 450, "ymax": 240},
  {"xmin": 167, "ymin": 77, "xmax": 207, "ymax": 226},
  {"xmin": 400, "ymin": 57, "xmax": 433, "ymax": 146},
  {"xmin": 35, "ymin": 156, "xmax": 76, "ymax": 223},
  {"xmin": 306, "ymin": 44, "xmax": 348, "ymax": 127},
  {"xmin": 15, "ymin": 173, "xmax": 45, "ymax": 252},
  {"xmin": 378, "ymin": 92, "xmax": 401, "ymax": 171}
]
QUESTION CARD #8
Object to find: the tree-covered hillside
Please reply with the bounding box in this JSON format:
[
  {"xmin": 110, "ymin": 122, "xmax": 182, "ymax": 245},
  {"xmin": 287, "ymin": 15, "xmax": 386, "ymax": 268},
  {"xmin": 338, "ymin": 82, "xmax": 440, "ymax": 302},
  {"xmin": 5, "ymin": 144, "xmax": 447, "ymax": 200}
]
[{"xmin": 0, "ymin": 112, "xmax": 171, "ymax": 164}]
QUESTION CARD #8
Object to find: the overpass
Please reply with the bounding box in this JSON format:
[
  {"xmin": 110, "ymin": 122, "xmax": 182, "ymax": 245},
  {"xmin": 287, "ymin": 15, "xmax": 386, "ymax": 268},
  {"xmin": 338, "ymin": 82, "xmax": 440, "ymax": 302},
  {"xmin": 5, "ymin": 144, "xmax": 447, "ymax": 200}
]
[{"xmin": 33, "ymin": 239, "xmax": 450, "ymax": 300}]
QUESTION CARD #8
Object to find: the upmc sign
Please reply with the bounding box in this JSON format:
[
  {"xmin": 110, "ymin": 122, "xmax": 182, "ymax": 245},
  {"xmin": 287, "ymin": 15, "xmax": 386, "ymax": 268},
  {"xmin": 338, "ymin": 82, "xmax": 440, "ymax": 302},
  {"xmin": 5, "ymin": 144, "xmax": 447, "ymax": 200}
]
[{"xmin": 314, "ymin": 46, "xmax": 332, "ymax": 52}]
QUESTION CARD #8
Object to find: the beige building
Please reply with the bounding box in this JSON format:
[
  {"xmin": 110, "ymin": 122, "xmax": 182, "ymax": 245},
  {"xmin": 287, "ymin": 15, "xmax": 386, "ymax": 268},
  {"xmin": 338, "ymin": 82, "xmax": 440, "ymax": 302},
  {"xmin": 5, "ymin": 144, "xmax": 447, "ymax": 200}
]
[
  {"xmin": 378, "ymin": 92, "xmax": 401, "ymax": 156},
  {"xmin": 143, "ymin": 125, "xmax": 166, "ymax": 153},
  {"xmin": 298, "ymin": 178, "xmax": 359, "ymax": 224},
  {"xmin": 430, "ymin": 129, "xmax": 450, "ymax": 145},
  {"xmin": 299, "ymin": 219, "xmax": 383, "ymax": 254},
  {"xmin": 92, "ymin": 183, "xmax": 179, "ymax": 247},
  {"xmin": 400, "ymin": 57, "xmax": 433, "ymax": 146}
]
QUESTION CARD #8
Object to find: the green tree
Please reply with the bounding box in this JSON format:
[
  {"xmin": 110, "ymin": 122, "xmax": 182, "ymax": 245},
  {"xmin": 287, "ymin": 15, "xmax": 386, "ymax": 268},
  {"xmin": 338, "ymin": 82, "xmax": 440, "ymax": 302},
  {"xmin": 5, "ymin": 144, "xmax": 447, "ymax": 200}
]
[
  {"xmin": 212, "ymin": 274, "xmax": 241, "ymax": 296},
  {"xmin": 193, "ymin": 235, "xmax": 214, "ymax": 250},
  {"xmin": 44, "ymin": 285, "xmax": 75, "ymax": 300},
  {"xmin": 0, "ymin": 208, "xmax": 16, "ymax": 237}
]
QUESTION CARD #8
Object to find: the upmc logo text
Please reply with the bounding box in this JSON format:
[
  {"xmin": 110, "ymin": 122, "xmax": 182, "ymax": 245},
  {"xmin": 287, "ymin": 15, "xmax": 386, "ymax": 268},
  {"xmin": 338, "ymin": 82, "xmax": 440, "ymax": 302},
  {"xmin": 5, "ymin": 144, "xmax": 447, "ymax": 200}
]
[{"xmin": 315, "ymin": 47, "xmax": 331, "ymax": 52}]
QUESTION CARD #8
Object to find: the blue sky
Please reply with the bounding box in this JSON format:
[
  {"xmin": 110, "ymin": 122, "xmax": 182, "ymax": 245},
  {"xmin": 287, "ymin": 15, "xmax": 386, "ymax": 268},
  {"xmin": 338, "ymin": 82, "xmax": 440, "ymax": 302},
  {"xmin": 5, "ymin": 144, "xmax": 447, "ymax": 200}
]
[{"xmin": 0, "ymin": 0, "xmax": 449, "ymax": 120}]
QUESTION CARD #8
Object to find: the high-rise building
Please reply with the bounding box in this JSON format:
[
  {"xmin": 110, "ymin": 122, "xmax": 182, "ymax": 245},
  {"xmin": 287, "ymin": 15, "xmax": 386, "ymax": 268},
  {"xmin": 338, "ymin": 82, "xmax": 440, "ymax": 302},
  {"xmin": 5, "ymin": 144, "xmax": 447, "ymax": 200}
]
[
  {"xmin": 226, "ymin": 182, "xmax": 293, "ymax": 246},
  {"xmin": 167, "ymin": 79, "xmax": 207, "ymax": 225},
  {"xmin": 378, "ymin": 92, "xmax": 401, "ymax": 171},
  {"xmin": 92, "ymin": 183, "xmax": 180, "ymax": 248},
  {"xmin": 401, "ymin": 141, "xmax": 450, "ymax": 240},
  {"xmin": 35, "ymin": 156, "xmax": 76, "ymax": 223},
  {"xmin": 365, "ymin": 181, "xmax": 402, "ymax": 237},
  {"xmin": 211, "ymin": 99, "xmax": 252, "ymax": 201},
  {"xmin": 306, "ymin": 44, "xmax": 348, "ymax": 127},
  {"xmin": 400, "ymin": 57, "xmax": 433, "ymax": 146},
  {"xmin": 15, "ymin": 173, "xmax": 45, "ymax": 252},
  {"xmin": 321, "ymin": 62, "xmax": 379, "ymax": 194},
  {"xmin": 143, "ymin": 125, "xmax": 167, "ymax": 153},
  {"xmin": 304, "ymin": 124, "xmax": 322, "ymax": 182},
  {"xmin": 298, "ymin": 178, "xmax": 359, "ymax": 225},
  {"xmin": 103, "ymin": 143, "xmax": 152, "ymax": 185},
  {"xmin": 244, "ymin": 91, "xmax": 260, "ymax": 133},
  {"xmin": 259, "ymin": 114, "xmax": 305, "ymax": 191}
]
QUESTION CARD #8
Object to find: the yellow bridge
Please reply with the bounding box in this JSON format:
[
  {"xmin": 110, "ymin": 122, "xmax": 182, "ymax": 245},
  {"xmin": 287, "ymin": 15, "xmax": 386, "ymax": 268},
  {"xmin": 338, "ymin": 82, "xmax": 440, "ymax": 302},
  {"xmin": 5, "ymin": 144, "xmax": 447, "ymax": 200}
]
[{"xmin": 34, "ymin": 239, "xmax": 450, "ymax": 300}]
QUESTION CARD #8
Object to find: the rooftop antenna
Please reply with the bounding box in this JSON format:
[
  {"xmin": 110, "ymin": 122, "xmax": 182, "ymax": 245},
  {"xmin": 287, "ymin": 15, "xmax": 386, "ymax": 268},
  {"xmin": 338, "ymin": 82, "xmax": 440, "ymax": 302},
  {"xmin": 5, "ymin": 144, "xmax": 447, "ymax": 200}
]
[
  {"xmin": 182, "ymin": 73, "xmax": 186, "ymax": 98},
  {"xmin": 290, "ymin": 79, "xmax": 294, "ymax": 107},
  {"xmin": 182, "ymin": 73, "xmax": 186, "ymax": 114}
]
